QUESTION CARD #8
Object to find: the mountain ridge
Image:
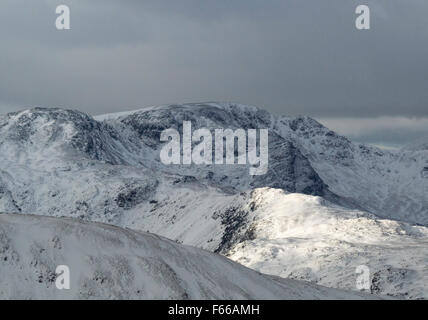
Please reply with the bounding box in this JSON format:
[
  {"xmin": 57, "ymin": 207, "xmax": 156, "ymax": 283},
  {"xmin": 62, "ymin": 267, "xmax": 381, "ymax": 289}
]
[{"xmin": 1, "ymin": 213, "xmax": 382, "ymax": 300}]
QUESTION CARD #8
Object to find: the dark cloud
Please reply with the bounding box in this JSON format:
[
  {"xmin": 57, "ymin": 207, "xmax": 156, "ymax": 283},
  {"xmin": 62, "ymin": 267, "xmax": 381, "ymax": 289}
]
[{"xmin": 0, "ymin": 0, "xmax": 427, "ymax": 145}]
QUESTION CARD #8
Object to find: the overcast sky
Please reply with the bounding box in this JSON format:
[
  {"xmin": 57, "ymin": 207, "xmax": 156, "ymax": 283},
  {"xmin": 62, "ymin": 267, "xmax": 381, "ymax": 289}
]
[{"xmin": 0, "ymin": 0, "xmax": 427, "ymax": 147}]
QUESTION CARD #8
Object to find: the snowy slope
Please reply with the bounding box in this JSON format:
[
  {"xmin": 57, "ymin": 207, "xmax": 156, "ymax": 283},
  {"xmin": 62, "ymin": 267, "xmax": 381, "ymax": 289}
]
[
  {"xmin": 225, "ymin": 189, "xmax": 428, "ymax": 299},
  {"xmin": 277, "ymin": 115, "xmax": 428, "ymax": 226},
  {"xmin": 0, "ymin": 213, "xmax": 377, "ymax": 300},
  {"xmin": 118, "ymin": 186, "xmax": 428, "ymax": 299}
]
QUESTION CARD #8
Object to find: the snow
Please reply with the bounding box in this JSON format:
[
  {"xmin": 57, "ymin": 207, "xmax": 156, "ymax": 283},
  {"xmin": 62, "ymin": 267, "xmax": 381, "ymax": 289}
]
[
  {"xmin": 94, "ymin": 108, "xmax": 151, "ymax": 121},
  {"xmin": 0, "ymin": 103, "xmax": 426, "ymax": 299},
  {"xmin": 0, "ymin": 213, "xmax": 379, "ymax": 300},
  {"xmin": 225, "ymin": 189, "xmax": 428, "ymax": 299}
]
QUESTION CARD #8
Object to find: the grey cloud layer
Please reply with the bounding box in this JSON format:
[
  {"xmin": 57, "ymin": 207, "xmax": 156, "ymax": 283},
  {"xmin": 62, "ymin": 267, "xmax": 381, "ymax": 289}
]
[
  {"xmin": 318, "ymin": 116, "xmax": 428, "ymax": 149},
  {"xmin": 0, "ymin": 1, "xmax": 427, "ymax": 145}
]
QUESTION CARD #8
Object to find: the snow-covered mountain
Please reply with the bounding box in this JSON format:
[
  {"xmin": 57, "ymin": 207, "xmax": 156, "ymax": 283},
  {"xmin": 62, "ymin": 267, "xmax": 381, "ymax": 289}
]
[
  {"xmin": 0, "ymin": 103, "xmax": 426, "ymax": 298},
  {"xmin": 97, "ymin": 102, "xmax": 428, "ymax": 226},
  {"xmin": 1, "ymin": 104, "xmax": 427, "ymax": 225},
  {"xmin": 0, "ymin": 213, "xmax": 377, "ymax": 300},
  {"xmin": 225, "ymin": 188, "xmax": 428, "ymax": 299}
]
